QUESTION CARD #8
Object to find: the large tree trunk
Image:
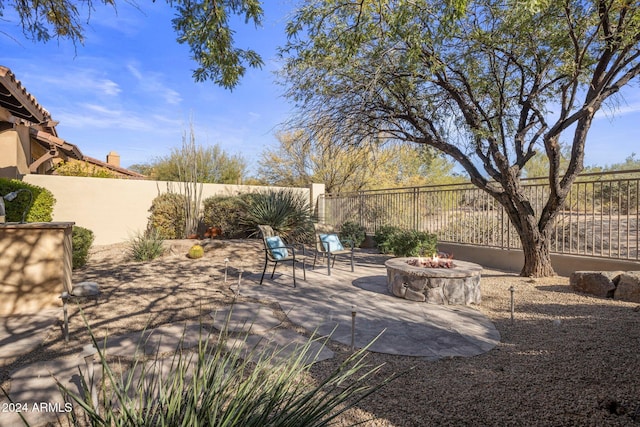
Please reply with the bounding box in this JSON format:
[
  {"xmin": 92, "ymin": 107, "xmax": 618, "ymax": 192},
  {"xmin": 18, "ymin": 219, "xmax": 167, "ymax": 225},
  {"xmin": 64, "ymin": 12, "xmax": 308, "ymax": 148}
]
[
  {"xmin": 518, "ymin": 225, "xmax": 555, "ymax": 277},
  {"xmin": 497, "ymin": 190, "xmax": 557, "ymax": 277}
]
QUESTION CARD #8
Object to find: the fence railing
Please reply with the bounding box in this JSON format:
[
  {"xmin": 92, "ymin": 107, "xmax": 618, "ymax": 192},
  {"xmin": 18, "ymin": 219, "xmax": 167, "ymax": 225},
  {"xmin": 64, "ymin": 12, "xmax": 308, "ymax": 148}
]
[{"xmin": 321, "ymin": 170, "xmax": 640, "ymax": 261}]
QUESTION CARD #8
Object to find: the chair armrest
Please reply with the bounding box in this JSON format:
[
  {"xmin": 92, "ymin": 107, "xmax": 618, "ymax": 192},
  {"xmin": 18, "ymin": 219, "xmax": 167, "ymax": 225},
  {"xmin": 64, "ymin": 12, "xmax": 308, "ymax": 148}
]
[
  {"xmin": 343, "ymin": 238, "xmax": 355, "ymax": 250},
  {"xmin": 265, "ymin": 244, "xmax": 300, "ymax": 260}
]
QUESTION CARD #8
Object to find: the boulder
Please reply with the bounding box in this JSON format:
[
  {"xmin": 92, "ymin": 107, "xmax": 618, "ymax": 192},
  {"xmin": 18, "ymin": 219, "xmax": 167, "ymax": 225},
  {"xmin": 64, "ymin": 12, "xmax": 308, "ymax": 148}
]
[
  {"xmin": 569, "ymin": 271, "xmax": 619, "ymax": 298},
  {"xmin": 614, "ymin": 272, "xmax": 640, "ymax": 303}
]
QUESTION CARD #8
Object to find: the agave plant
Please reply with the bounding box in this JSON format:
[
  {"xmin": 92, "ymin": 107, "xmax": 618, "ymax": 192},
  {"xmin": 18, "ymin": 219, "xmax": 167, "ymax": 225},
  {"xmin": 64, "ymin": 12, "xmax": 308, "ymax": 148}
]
[
  {"xmin": 44, "ymin": 309, "xmax": 400, "ymax": 427},
  {"xmin": 241, "ymin": 189, "xmax": 313, "ymax": 243}
]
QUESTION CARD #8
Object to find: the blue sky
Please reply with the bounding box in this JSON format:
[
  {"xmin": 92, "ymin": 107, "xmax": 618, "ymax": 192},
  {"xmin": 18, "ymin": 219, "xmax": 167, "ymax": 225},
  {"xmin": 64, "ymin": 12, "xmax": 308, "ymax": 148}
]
[{"xmin": 2, "ymin": 1, "xmax": 639, "ymax": 173}]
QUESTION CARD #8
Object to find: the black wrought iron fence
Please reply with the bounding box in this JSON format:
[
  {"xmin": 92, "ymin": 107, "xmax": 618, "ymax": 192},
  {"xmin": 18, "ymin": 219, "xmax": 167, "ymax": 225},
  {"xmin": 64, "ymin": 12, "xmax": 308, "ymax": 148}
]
[{"xmin": 321, "ymin": 170, "xmax": 640, "ymax": 261}]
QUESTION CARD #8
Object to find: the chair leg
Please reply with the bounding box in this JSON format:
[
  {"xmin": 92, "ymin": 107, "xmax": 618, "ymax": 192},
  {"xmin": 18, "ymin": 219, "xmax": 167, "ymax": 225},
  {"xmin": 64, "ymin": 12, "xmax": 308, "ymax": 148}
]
[
  {"xmin": 260, "ymin": 260, "xmax": 268, "ymax": 285},
  {"xmin": 302, "ymin": 259, "xmax": 306, "ymax": 281},
  {"xmin": 313, "ymin": 251, "xmax": 318, "ymax": 269},
  {"xmin": 350, "ymin": 251, "xmax": 354, "ymax": 272},
  {"xmin": 292, "ymin": 260, "xmax": 296, "ymax": 288},
  {"xmin": 271, "ymin": 262, "xmax": 277, "ymax": 279},
  {"xmin": 327, "ymin": 252, "xmax": 331, "ymax": 276}
]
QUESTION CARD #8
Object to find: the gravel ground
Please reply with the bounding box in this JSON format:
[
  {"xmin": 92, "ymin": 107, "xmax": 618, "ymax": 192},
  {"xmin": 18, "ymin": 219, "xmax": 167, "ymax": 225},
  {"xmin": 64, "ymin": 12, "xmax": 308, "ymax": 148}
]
[{"xmin": 2, "ymin": 239, "xmax": 640, "ymax": 426}]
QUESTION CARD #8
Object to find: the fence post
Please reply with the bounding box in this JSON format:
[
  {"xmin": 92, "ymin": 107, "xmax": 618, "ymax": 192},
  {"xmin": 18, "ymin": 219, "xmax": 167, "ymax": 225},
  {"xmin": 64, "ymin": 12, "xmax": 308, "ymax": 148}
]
[
  {"xmin": 413, "ymin": 187, "xmax": 419, "ymax": 231},
  {"xmin": 309, "ymin": 183, "xmax": 326, "ymax": 223}
]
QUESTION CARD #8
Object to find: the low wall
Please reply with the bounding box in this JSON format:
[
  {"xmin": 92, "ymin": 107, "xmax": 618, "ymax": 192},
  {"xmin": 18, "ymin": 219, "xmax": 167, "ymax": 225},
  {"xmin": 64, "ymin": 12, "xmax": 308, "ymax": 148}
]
[
  {"xmin": 23, "ymin": 175, "xmax": 320, "ymax": 245},
  {"xmin": 0, "ymin": 222, "xmax": 73, "ymax": 315},
  {"xmin": 438, "ymin": 243, "xmax": 640, "ymax": 276}
]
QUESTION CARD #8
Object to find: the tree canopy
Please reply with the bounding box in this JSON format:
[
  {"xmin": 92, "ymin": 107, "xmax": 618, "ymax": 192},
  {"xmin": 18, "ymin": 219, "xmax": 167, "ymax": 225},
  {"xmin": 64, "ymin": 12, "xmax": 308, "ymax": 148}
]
[
  {"xmin": 281, "ymin": 0, "xmax": 640, "ymax": 276},
  {"xmin": 3, "ymin": 0, "xmax": 264, "ymax": 89},
  {"xmin": 130, "ymin": 142, "xmax": 246, "ymax": 184},
  {"xmin": 257, "ymin": 130, "xmax": 461, "ymax": 193}
]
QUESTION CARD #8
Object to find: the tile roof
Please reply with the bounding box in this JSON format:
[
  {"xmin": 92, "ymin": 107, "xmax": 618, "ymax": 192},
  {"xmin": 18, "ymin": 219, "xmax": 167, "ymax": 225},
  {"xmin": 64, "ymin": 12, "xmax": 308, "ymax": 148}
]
[
  {"xmin": 0, "ymin": 66, "xmax": 52, "ymax": 126},
  {"xmin": 1, "ymin": 65, "xmax": 146, "ymax": 179}
]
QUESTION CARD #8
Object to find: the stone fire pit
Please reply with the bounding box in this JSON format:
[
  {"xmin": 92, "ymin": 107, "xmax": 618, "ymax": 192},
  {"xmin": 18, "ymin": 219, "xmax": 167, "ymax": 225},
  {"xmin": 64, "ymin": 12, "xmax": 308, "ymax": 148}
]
[{"xmin": 385, "ymin": 257, "xmax": 483, "ymax": 305}]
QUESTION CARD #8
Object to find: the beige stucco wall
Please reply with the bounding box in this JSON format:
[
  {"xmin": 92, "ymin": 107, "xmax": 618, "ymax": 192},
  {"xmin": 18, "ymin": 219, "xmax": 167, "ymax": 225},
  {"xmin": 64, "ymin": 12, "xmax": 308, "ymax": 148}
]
[
  {"xmin": 23, "ymin": 175, "xmax": 320, "ymax": 245},
  {"xmin": 0, "ymin": 130, "xmax": 19, "ymax": 179},
  {"xmin": 0, "ymin": 222, "xmax": 73, "ymax": 316},
  {"xmin": 0, "ymin": 127, "xmax": 31, "ymax": 179}
]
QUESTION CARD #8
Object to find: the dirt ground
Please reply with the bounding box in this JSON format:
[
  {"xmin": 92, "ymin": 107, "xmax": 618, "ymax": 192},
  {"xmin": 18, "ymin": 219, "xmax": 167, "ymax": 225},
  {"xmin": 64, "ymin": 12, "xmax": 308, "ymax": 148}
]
[{"xmin": 3, "ymin": 238, "xmax": 640, "ymax": 426}]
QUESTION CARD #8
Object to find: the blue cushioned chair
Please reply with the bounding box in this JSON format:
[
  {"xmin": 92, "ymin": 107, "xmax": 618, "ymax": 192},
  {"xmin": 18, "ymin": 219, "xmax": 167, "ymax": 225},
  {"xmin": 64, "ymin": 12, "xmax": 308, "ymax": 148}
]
[
  {"xmin": 312, "ymin": 223, "xmax": 354, "ymax": 276},
  {"xmin": 258, "ymin": 225, "xmax": 307, "ymax": 287}
]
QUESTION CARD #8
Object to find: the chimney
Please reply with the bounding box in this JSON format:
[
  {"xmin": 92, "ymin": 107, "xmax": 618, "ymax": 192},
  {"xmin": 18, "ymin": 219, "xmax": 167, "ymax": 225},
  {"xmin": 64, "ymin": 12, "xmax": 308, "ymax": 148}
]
[{"xmin": 106, "ymin": 151, "xmax": 120, "ymax": 167}]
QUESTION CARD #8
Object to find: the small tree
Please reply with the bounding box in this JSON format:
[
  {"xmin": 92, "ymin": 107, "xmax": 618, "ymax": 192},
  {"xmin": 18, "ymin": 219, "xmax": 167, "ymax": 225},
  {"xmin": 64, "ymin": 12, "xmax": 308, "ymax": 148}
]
[{"xmin": 131, "ymin": 144, "xmax": 247, "ymax": 184}]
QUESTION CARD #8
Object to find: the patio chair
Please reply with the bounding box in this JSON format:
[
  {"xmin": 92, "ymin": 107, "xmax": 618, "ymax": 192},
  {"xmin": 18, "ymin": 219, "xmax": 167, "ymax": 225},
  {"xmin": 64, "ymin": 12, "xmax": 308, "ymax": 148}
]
[
  {"xmin": 312, "ymin": 223, "xmax": 354, "ymax": 276},
  {"xmin": 258, "ymin": 225, "xmax": 307, "ymax": 287}
]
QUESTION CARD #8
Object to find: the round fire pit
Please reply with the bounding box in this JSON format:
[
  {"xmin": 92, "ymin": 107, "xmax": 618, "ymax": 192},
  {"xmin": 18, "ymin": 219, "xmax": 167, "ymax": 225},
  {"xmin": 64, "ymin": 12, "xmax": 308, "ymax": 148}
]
[{"xmin": 385, "ymin": 257, "xmax": 482, "ymax": 305}]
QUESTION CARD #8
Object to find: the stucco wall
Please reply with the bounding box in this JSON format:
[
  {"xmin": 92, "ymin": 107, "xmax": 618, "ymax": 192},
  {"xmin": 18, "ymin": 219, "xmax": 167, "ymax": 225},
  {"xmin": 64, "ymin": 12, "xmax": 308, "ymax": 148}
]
[
  {"xmin": 0, "ymin": 127, "xmax": 32, "ymax": 179},
  {"xmin": 0, "ymin": 222, "xmax": 73, "ymax": 316},
  {"xmin": 0, "ymin": 130, "xmax": 19, "ymax": 179},
  {"xmin": 23, "ymin": 175, "xmax": 320, "ymax": 245}
]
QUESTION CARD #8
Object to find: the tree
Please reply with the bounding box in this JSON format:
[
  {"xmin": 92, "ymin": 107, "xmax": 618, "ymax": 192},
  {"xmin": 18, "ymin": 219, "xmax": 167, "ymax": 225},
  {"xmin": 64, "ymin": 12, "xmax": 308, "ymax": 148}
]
[
  {"xmin": 258, "ymin": 129, "xmax": 460, "ymax": 193},
  {"xmin": 257, "ymin": 129, "xmax": 380, "ymax": 193},
  {"xmin": 3, "ymin": 0, "xmax": 264, "ymax": 89},
  {"xmin": 130, "ymin": 143, "xmax": 247, "ymax": 184},
  {"xmin": 281, "ymin": 0, "xmax": 640, "ymax": 277}
]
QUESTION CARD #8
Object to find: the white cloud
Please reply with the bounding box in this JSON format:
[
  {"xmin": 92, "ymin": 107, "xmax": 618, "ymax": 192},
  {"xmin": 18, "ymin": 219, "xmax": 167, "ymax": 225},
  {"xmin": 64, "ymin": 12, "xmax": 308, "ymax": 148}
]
[
  {"xmin": 127, "ymin": 63, "xmax": 182, "ymax": 105},
  {"xmin": 31, "ymin": 68, "xmax": 121, "ymax": 97},
  {"xmin": 57, "ymin": 103, "xmax": 179, "ymax": 133}
]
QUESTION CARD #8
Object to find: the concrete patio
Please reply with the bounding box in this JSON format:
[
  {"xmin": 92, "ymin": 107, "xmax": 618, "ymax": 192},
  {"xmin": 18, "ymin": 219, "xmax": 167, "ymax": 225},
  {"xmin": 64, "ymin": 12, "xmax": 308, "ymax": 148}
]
[{"xmin": 0, "ymin": 255, "xmax": 500, "ymax": 427}]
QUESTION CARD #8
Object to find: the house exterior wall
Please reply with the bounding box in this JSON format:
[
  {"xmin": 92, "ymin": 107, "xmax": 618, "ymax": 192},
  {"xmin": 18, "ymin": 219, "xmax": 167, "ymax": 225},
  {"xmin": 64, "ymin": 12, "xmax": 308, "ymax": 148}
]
[
  {"xmin": 23, "ymin": 174, "xmax": 321, "ymax": 245},
  {"xmin": 0, "ymin": 127, "xmax": 32, "ymax": 179},
  {"xmin": 0, "ymin": 130, "xmax": 19, "ymax": 179}
]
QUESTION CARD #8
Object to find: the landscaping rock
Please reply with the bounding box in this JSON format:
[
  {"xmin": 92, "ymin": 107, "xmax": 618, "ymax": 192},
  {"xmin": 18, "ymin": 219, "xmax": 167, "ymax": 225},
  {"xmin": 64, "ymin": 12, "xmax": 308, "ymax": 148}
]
[
  {"xmin": 614, "ymin": 272, "xmax": 640, "ymax": 303},
  {"xmin": 569, "ymin": 271, "xmax": 619, "ymax": 298}
]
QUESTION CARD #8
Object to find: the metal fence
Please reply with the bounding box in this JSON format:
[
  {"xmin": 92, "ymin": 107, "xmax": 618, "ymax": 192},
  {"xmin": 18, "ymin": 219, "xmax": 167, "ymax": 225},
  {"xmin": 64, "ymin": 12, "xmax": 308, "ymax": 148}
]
[{"xmin": 322, "ymin": 170, "xmax": 640, "ymax": 261}]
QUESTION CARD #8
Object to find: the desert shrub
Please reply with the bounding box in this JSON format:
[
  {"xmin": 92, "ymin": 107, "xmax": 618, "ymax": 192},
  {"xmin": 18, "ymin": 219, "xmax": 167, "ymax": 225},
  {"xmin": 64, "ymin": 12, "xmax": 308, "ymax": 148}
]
[
  {"xmin": 54, "ymin": 160, "xmax": 117, "ymax": 178},
  {"xmin": 0, "ymin": 178, "xmax": 55, "ymax": 222},
  {"xmin": 339, "ymin": 221, "xmax": 366, "ymax": 247},
  {"xmin": 241, "ymin": 189, "xmax": 313, "ymax": 243},
  {"xmin": 387, "ymin": 230, "xmax": 438, "ymax": 257},
  {"xmin": 373, "ymin": 225, "xmax": 402, "ymax": 254},
  {"xmin": 202, "ymin": 195, "xmax": 251, "ymax": 238},
  {"xmin": 188, "ymin": 244, "xmax": 204, "ymax": 259},
  {"xmin": 129, "ymin": 229, "xmax": 165, "ymax": 261},
  {"xmin": 374, "ymin": 226, "xmax": 437, "ymax": 257},
  {"xmin": 55, "ymin": 313, "xmax": 397, "ymax": 427},
  {"xmin": 148, "ymin": 193, "xmax": 187, "ymax": 239},
  {"xmin": 72, "ymin": 226, "xmax": 94, "ymax": 269}
]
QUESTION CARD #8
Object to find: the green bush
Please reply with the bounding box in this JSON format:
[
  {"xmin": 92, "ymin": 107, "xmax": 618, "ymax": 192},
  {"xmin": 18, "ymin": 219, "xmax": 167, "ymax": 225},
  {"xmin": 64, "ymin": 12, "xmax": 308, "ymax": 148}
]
[
  {"xmin": 148, "ymin": 193, "xmax": 186, "ymax": 239},
  {"xmin": 373, "ymin": 225, "xmax": 402, "ymax": 254},
  {"xmin": 389, "ymin": 230, "xmax": 438, "ymax": 257},
  {"xmin": 374, "ymin": 226, "xmax": 438, "ymax": 257},
  {"xmin": 202, "ymin": 195, "xmax": 251, "ymax": 239},
  {"xmin": 129, "ymin": 229, "xmax": 165, "ymax": 261},
  {"xmin": 0, "ymin": 178, "xmax": 55, "ymax": 222},
  {"xmin": 72, "ymin": 226, "xmax": 94, "ymax": 269},
  {"xmin": 240, "ymin": 189, "xmax": 313, "ymax": 243},
  {"xmin": 55, "ymin": 313, "xmax": 397, "ymax": 427},
  {"xmin": 338, "ymin": 221, "xmax": 366, "ymax": 248}
]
